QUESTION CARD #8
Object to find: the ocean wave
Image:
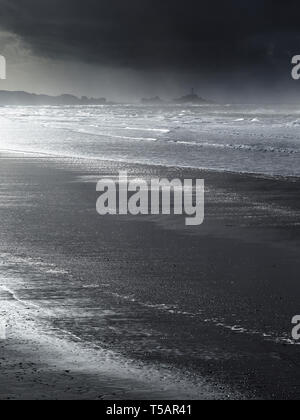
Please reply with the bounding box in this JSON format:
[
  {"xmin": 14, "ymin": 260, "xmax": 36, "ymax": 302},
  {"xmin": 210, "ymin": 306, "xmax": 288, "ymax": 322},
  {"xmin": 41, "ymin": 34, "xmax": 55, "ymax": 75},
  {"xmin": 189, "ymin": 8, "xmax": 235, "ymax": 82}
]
[
  {"xmin": 0, "ymin": 284, "xmax": 41, "ymax": 310},
  {"xmin": 107, "ymin": 134, "xmax": 158, "ymax": 142},
  {"xmin": 206, "ymin": 320, "xmax": 300, "ymax": 347},
  {"xmin": 106, "ymin": 291, "xmax": 300, "ymax": 347},
  {"xmin": 169, "ymin": 140, "xmax": 299, "ymax": 154},
  {"xmin": 66, "ymin": 127, "xmax": 158, "ymax": 142},
  {"xmin": 125, "ymin": 127, "xmax": 170, "ymax": 133}
]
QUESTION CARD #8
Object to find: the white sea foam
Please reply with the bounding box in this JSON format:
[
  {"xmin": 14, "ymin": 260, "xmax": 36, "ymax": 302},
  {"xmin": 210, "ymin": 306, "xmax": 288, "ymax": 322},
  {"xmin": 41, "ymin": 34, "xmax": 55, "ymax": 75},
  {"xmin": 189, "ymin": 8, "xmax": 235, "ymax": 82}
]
[
  {"xmin": 0, "ymin": 286, "xmax": 232, "ymax": 399},
  {"xmin": 125, "ymin": 127, "xmax": 170, "ymax": 133},
  {"xmin": 105, "ymin": 291, "xmax": 300, "ymax": 346},
  {"xmin": 0, "ymin": 104, "xmax": 300, "ymax": 177},
  {"xmin": 169, "ymin": 140, "xmax": 299, "ymax": 155}
]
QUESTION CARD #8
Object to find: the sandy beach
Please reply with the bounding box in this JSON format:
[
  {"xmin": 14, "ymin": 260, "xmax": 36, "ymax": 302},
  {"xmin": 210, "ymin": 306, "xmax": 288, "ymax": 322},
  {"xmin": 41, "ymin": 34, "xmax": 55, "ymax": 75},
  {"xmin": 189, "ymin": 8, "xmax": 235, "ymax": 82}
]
[{"xmin": 0, "ymin": 151, "xmax": 300, "ymax": 400}]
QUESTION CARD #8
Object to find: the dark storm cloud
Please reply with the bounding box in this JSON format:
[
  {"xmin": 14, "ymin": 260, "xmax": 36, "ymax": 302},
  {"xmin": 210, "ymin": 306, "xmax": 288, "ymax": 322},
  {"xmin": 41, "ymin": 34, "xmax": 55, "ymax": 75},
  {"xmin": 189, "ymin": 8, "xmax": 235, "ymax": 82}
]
[{"xmin": 0, "ymin": 0, "xmax": 299, "ymax": 73}]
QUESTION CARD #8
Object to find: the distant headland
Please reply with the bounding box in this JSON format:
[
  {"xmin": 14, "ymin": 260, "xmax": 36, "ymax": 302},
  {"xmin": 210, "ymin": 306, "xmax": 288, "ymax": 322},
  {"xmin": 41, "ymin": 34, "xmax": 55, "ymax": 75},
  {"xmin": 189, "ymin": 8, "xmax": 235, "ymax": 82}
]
[
  {"xmin": 0, "ymin": 89, "xmax": 210, "ymax": 106},
  {"xmin": 142, "ymin": 89, "xmax": 210, "ymax": 105},
  {"xmin": 0, "ymin": 91, "xmax": 108, "ymax": 106},
  {"xmin": 173, "ymin": 89, "xmax": 209, "ymax": 104}
]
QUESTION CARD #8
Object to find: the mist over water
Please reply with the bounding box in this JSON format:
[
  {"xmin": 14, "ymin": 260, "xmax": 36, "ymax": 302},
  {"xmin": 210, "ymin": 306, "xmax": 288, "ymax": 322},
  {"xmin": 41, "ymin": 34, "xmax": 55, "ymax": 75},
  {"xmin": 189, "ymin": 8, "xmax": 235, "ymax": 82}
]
[{"xmin": 1, "ymin": 104, "xmax": 300, "ymax": 177}]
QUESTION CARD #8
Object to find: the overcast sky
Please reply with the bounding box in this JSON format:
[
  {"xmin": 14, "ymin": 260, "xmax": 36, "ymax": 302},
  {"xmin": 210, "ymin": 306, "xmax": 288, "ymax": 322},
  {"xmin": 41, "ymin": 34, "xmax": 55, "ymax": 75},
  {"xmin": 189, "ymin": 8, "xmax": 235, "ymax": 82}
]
[{"xmin": 0, "ymin": 0, "xmax": 299, "ymax": 101}]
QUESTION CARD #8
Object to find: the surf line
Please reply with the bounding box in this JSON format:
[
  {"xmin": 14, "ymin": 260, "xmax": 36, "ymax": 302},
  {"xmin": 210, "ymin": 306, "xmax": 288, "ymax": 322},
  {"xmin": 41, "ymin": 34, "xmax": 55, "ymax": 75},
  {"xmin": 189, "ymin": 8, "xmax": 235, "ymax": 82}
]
[{"xmin": 0, "ymin": 284, "xmax": 40, "ymax": 309}]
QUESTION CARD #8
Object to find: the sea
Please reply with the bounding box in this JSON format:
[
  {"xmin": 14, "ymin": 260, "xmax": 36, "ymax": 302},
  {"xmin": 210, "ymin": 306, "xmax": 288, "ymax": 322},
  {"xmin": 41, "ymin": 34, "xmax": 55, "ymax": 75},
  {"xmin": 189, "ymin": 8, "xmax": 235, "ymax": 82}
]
[{"xmin": 0, "ymin": 103, "xmax": 300, "ymax": 177}]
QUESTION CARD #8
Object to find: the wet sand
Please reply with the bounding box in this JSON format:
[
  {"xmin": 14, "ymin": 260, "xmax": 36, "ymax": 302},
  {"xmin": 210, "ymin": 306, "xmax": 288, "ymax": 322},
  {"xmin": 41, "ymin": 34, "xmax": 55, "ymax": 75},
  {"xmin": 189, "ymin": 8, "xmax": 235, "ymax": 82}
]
[
  {"xmin": 1, "ymin": 298, "xmax": 221, "ymax": 400},
  {"xmin": 0, "ymin": 151, "xmax": 300, "ymax": 400}
]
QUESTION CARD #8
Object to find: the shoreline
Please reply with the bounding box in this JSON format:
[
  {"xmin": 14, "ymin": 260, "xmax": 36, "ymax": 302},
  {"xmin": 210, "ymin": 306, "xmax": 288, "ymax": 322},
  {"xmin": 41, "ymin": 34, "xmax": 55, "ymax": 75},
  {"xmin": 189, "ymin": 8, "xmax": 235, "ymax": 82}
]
[
  {"xmin": 0, "ymin": 151, "xmax": 300, "ymax": 399},
  {"xmin": 1, "ymin": 297, "xmax": 229, "ymax": 400},
  {"xmin": 0, "ymin": 148, "xmax": 299, "ymax": 182}
]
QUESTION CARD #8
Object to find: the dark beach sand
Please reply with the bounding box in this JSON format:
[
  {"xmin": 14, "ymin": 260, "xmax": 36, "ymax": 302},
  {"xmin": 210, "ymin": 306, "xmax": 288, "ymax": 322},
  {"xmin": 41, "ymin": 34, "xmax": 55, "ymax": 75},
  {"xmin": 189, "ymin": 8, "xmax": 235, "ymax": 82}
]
[{"xmin": 0, "ymin": 151, "xmax": 299, "ymax": 400}]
